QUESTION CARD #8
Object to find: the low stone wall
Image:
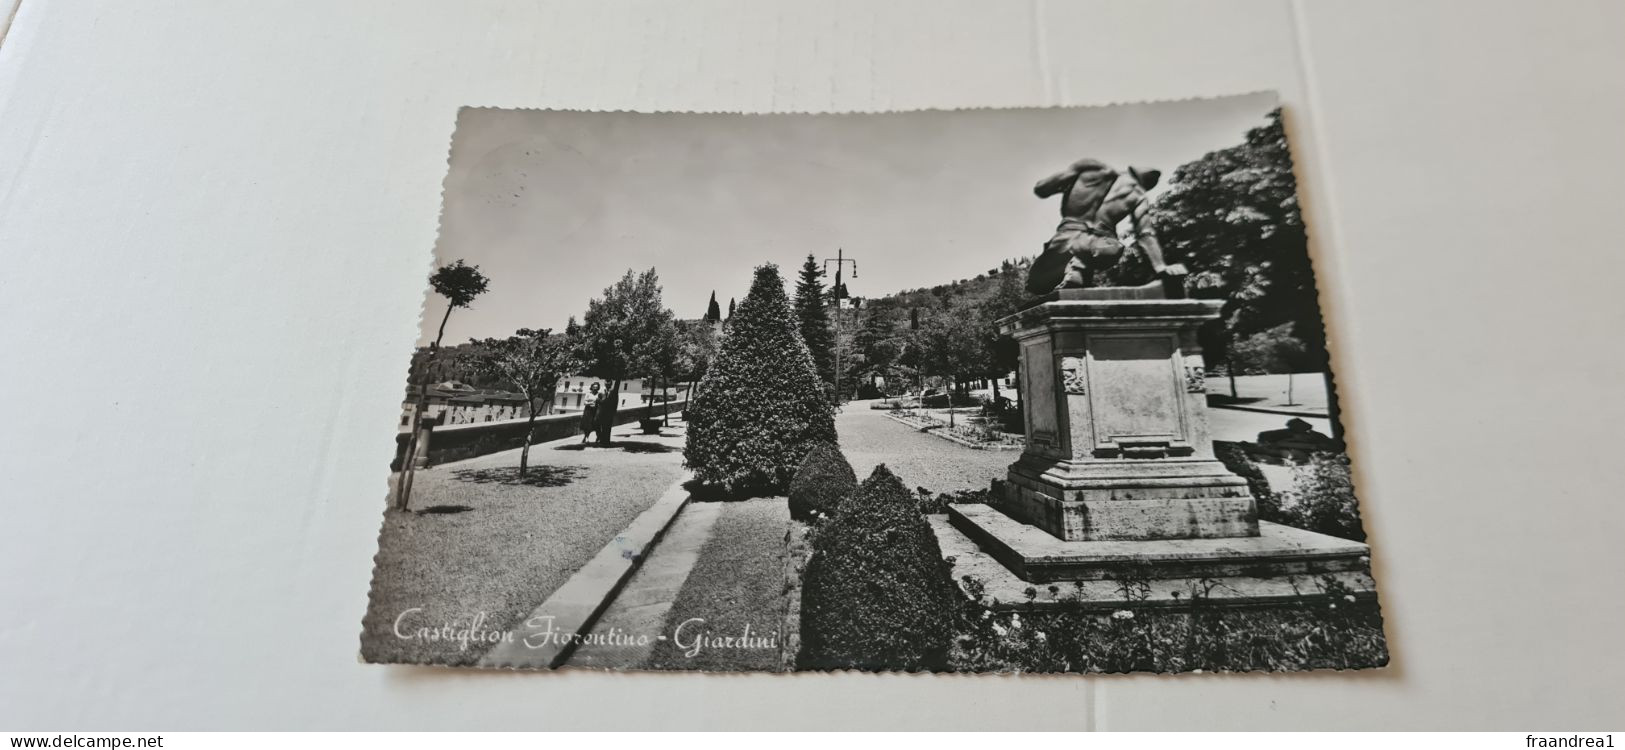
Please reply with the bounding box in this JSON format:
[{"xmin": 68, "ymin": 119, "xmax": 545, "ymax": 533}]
[{"xmin": 393, "ymin": 400, "xmax": 687, "ymax": 470}]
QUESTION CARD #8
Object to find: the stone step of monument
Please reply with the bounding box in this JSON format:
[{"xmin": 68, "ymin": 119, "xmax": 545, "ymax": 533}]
[
  {"xmin": 945, "ymin": 503, "xmax": 1371, "ymax": 584},
  {"xmin": 929, "ymin": 512, "xmax": 1378, "ymax": 611}
]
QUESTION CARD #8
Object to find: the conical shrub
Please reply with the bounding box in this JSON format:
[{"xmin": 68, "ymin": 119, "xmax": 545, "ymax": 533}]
[
  {"xmin": 684, "ymin": 263, "xmax": 837, "ymax": 494},
  {"xmin": 798, "ymin": 464, "xmax": 960, "ymax": 671},
  {"xmin": 788, "ymin": 442, "xmax": 857, "ymax": 522}
]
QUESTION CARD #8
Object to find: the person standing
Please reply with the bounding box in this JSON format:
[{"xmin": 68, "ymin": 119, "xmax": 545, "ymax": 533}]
[
  {"xmin": 579, "ymin": 382, "xmax": 603, "ymax": 445},
  {"xmin": 594, "ymin": 382, "xmax": 617, "ymax": 446}
]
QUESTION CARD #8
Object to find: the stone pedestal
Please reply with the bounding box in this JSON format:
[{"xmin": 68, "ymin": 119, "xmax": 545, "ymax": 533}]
[
  {"xmin": 996, "ymin": 291, "xmax": 1252, "ymax": 542},
  {"xmin": 937, "ymin": 287, "xmax": 1376, "ymax": 608}
]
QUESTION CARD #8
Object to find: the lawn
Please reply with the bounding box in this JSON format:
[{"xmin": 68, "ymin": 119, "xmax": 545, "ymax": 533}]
[{"xmin": 359, "ymin": 430, "xmax": 686, "ymax": 666}]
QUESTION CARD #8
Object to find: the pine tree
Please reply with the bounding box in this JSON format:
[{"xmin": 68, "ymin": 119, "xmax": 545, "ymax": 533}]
[
  {"xmin": 728, "ymin": 298, "xmax": 736, "ymax": 318},
  {"xmin": 685, "ymin": 264, "xmax": 837, "ymax": 493},
  {"xmin": 794, "ymin": 254, "xmax": 837, "ymax": 392}
]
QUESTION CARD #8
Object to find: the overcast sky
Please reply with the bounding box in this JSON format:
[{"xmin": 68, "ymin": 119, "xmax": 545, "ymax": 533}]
[{"xmin": 420, "ymin": 92, "xmax": 1279, "ymax": 345}]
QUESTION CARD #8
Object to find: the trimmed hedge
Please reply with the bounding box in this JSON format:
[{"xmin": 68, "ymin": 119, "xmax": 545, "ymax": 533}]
[
  {"xmin": 684, "ymin": 264, "xmax": 837, "ymax": 494},
  {"xmin": 798, "ymin": 464, "xmax": 961, "ymax": 671},
  {"xmin": 787, "ymin": 442, "xmax": 857, "ymax": 522},
  {"xmin": 1212, "ymin": 440, "xmax": 1277, "ymax": 517},
  {"xmin": 1277, "ymin": 452, "xmax": 1366, "ymax": 542}
]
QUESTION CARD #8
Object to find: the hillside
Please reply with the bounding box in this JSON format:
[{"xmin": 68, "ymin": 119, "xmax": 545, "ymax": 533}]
[{"xmin": 867, "ymin": 256, "xmax": 1030, "ymax": 313}]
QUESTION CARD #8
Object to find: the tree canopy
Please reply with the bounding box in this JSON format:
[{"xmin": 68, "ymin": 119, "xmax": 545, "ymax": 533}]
[
  {"xmin": 573, "ymin": 268, "xmax": 673, "ymax": 385},
  {"xmin": 1152, "ymin": 108, "xmax": 1328, "ymax": 369},
  {"xmin": 429, "ymin": 259, "xmax": 490, "ymax": 310},
  {"xmin": 461, "ymin": 328, "xmax": 579, "ymax": 474}
]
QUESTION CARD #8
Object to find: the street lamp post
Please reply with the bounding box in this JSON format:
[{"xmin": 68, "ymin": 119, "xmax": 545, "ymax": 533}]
[{"xmin": 823, "ymin": 248, "xmax": 857, "ymax": 404}]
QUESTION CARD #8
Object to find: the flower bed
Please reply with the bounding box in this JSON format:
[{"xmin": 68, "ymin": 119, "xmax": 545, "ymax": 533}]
[{"xmin": 885, "ymin": 409, "xmax": 1024, "ymax": 450}]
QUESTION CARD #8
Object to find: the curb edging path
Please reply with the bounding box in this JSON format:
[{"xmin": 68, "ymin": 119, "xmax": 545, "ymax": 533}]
[{"xmin": 476, "ymin": 470, "xmax": 694, "ymax": 670}]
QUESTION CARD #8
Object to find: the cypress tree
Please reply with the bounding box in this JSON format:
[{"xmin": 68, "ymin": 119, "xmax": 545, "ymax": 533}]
[
  {"xmin": 685, "ymin": 264, "xmax": 837, "ymax": 493},
  {"xmin": 794, "ymin": 254, "xmax": 837, "ymax": 391},
  {"xmin": 705, "ymin": 291, "xmax": 722, "ymax": 323}
]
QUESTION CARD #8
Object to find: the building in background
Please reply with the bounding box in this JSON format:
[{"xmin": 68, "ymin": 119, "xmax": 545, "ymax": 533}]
[
  {"xmin": 399, "ymin": 381, "xmax": 544, "ymax": 428},
  {"xmin": 551, "ymin": 375, "xmax": 688, "ymax": 413}
]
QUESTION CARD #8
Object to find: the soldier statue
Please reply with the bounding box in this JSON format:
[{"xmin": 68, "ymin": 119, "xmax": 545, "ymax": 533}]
[{"xmin": 1025, "ymin": 158, "xmax": 1189, "ymax": 295}]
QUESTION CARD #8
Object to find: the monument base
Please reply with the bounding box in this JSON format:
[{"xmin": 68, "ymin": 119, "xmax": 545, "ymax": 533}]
[
  {"xmin": 932, "ymin": 507, "xmax": 1377, "ymax": 611},
  {"xmin": 1002, "ymin": 456, "xmax": 1258, "ymax": 541}
]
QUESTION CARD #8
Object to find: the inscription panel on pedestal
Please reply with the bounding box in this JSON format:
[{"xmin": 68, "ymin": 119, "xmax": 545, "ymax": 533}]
[{"xmin": 1085, "ymin": 333, "xmax": 1190, "ymax": 456}]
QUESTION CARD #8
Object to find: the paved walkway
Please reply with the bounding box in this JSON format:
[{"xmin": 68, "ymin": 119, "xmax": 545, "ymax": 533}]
[
  {"xmin": 839, "ymin": 398, "xmax": 1331, "ymax": 483},
  {"xmin": 1207, "ymin": 372, "xmax": 1331, "ymax": 416},
  {"xmin": 567, "ymin": 498, "xmax": 793, "ymax": 672},
  {"xmin": 837, "ymin": 402, "xmax": 1012, "ymax": 494},
  {"xmin": 360, "ymin": 417, "xmax": 688, "ymax": 666},
  {"xmin": 566, "ymin": 502, "xmax": 724, "ymax": 669},
  {"xmin": 1209, "ymin": 407, "xmax": 1332, "ymax": 444}
]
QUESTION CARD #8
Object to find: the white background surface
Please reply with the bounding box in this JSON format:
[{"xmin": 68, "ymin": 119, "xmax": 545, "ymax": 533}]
[{"xmin": 2, "ymin": 0, "xmax": 1622, "ymax": 731}]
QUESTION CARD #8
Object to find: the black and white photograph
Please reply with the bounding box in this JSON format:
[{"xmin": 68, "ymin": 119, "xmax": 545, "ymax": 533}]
[
  {"xmin": 360, "ymin": 93, "xmax": 1388, "ymax": 673},
  {"xmin": 11, "ymin": 0, "xmax": 1625, "ymax": 735}
]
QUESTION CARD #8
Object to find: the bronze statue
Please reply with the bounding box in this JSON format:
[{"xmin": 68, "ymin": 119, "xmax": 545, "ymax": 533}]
[{"xmin": 1026, "ymin": 158, "xmax": 1188, "ymax": 294}]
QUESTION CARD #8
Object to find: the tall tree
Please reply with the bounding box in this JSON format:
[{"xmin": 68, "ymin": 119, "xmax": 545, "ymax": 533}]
[
  {"xmin": 852, "ymin": 301, "xmax": 902, "ymax": 391},
  {"xmin": 1151, "ymin": 108, "xmax": 1339, "ymax": 437},
  {"xmin": 794, "ymin": 254, "xmax": 838, "ymax": 394},
  {"xmin": 705, "ymin": 291, "xmax": 722, "ymax": 323},
  {"xmin": 676, "ymin": 317, "xmax": 720, "ymax": 404},
  {"xmin": 977, "ymin": 267, "xmax": 1029, "ymax": 407},
  {"xmin": 397, "ymin": 259, "xmax": 489, "ymax": 510},
  {"xmin": 728, "ymin": 297, "xmax": 736, "ymax": 318},
  {"xmin": 574, "ymin": 268, "xmax": 673, "ymax": 446},
  {"xmin": 462, "ymin": 328, "xmax": 578, "ymax": 476},
  {"xmin": 685, "ymin": 264, "xmax": 837, "ymax": 493},
  {"xmin": 918, "ymin": 304, "xmax": 988, "ymax": 427},
  {"xmin": 640, "ymin": 316, "xmax": 683, "ymax": 427},
  {"xmin": 1151, "ymin": 108, "xmax": 1325, "ymax": 361}
]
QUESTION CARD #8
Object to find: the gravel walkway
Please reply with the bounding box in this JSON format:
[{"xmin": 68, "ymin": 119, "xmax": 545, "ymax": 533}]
[
  {"xmin": 360, "ymin": 420, "xmax": 687, "ymax": 666},
  {"xmin": 836, "ymin": 402, "xmax": 1012, "ymax": 494}
]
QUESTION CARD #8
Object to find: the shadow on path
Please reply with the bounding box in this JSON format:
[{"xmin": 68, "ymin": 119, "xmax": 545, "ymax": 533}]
[
  {"xmin": 449, "ymin": 465, "xmax": 585, "ymax": 487},
  {"xmin": 553, "ymin": 441, "xmax": 677, "ymax": 454},
  {"xmin": 416, "ymin": 504, "xmax": 474, "ymax": 515}
]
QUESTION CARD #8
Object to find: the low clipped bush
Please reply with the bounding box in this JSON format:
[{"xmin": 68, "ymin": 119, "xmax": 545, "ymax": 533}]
[
  {"xmin": 1214, "ymin": 443, "xmax": 1365, "ymax": 542},
  {"xmin": 798, "ymin": 465, "xmax": 961, "ymax": 671},
  {"xmin": 980, "ymin": 396, "xmax": 1025, "ymax": 435},
  {"xmin": 1277, "ymin": 452, "xmax": 1366, "ymax": 542},
  {"xmin": 1213, "ymin": 440, "xmax": 1278, "ymax": 517},
  {"xmin": 787, "ymin": 442, "xmax": 858, "ymax": 522},
  {"xmin": 919, "ymin": 389, "xmax": 976, "ymax": 408},
  {"xmin": 684, "ymin": 264, "xmax": 838, "ymax": 494},
  {"xmin": 914, "ymin": 483, "xmax": 998, "ymax": 515}
]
